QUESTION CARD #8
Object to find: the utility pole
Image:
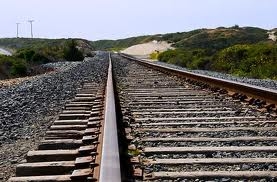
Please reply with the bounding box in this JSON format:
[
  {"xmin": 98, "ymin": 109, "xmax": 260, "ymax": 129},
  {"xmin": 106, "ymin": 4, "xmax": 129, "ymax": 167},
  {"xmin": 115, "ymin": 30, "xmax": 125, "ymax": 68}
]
[
  {"xmin": 28, "ymin": 20, "xmax": 34, "ymax": 38},
  {"xmin": 16, "ymin": 23, "xmax": 20, "ymax": 38}
]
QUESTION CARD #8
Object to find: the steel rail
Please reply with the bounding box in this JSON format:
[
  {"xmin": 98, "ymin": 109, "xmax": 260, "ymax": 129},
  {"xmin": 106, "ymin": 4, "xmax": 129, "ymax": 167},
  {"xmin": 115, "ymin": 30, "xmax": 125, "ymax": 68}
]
[
  {"xmin": 99, "ymin": 53, "xmax": 121, "ymax": 182},
  {"xmin": 120, "ymin": 53, "xmax": 277, "ymax": 105}
]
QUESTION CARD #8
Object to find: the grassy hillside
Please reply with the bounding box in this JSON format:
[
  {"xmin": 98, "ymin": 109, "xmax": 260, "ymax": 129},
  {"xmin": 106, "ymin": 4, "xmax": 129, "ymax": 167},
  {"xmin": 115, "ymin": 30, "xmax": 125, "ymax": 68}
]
[
  {"xmin": 157, "ymin": 27, "xmax": 277, "ymax": 79},
  {"xmin": 0, "ymin": 38, "xmax": 67, "ymax": 51},
  {"xmin": 173, "ymin": 27, "xmax": 268, "ymax": 53},
  {"xmin": 0, "ymin": 38, "xmax": 89, "ymax": 79},
  {"xmin": 90, "ymin": 26, "xmax": 276, "ymax": 79},
  {"xmin": 90, "ymin": 26, "xmax": 270, "ymax": 51},
  {"xmin": 90, "ymin": 35, "xmax": 161, "ymax": 51},
  {"xmin": 1, "ymin": 26, "xmax": 276, "ymax": 79},
  {"xmin": 0, "ymin": 38, "xmax": 93, "ymax": 52}
]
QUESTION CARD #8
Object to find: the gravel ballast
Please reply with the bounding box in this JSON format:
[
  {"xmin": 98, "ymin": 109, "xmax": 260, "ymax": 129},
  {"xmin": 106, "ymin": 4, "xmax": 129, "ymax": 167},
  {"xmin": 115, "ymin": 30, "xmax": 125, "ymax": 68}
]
[
  {"xmin": 0, "ymin": 51, "xmax": 109, "ymax": 181},
  {"xmin": 148, "ymin": 60, "xmax": 277, "ymax": 90},
  {"xmin": 113, "ymin": 54, "xmax": 277, "ymax": 181}
]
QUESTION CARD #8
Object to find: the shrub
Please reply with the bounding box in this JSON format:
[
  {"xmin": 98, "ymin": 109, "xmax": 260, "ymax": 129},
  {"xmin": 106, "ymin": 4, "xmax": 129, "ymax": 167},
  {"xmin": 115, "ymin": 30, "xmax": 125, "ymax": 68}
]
[
  {"xmin": 149, "ymin": 51, "xmax": 160, "ymax": 60},
  {"xmin": 11, "ymin": 60, "xmax": 27, "ymax": 76},
  {"xmin": 212, "ymin": 43, "xmax": 277, "ymax": 79},
  {"xmin": 64, "ymin": 40, "xmax": 84, "ymax": 61},
  {"xmin": 15, "ymin": 49, "xmax": 35, "ymax": 61},
  {"xmin": 0, "ymin": 55, "xmax": 27, "ymax": 78},
  {"xmin": 15, "ymin": 48, "xmax": 51, "ymax": 64},
  {"xmin": 31, "ymin": 53, "xmax": 50, "ymax": 64}
]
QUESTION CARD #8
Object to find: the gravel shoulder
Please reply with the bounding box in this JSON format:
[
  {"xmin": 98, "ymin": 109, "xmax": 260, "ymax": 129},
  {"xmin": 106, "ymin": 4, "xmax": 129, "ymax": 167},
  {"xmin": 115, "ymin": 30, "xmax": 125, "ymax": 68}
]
[
  {"xmin": 0, "ymin": 61, "xmax": 81, "ymax": 88},
  {"xmin": 0, "ymin": 52, "xmax": 109, "ymax": 181},
  {"xmin": 143, "ymin": 59, "xmax": 277, "ymax": 90}
]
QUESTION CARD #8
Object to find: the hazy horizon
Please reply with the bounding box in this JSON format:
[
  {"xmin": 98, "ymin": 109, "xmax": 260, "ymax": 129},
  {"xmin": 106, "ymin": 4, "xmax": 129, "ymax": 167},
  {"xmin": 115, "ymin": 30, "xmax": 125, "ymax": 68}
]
[{"xmin": 1, "ymin": 0, "xmax": 276, "ymax": 41}]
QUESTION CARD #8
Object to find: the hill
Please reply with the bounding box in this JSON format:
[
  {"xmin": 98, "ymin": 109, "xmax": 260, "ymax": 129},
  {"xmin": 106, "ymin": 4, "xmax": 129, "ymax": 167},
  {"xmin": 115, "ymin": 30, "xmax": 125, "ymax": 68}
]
[
  {"xmin": 156, "ymin": 26, "xmax": 277, "ymax": 79},
  {"xmin": 90, "ymin": 26, "xmax": 272, "ymax": 52},
  {"xmin": 0, "ymin": 38, "xmax": 92, "ymax": 52},
  {"xmin": 90, "ymin": 35, "xmax": 160, "ymax": 51},
  {"xmin": 90, "ymin": 26, "xmax": 277, "ymax": 79},
  {"xmin": 0, "ymin": 38, "xmax": 91, "ymax": 80},
  {"xmin": 1, "ymin": 26, "xmax": 276, "ymax": 79}
]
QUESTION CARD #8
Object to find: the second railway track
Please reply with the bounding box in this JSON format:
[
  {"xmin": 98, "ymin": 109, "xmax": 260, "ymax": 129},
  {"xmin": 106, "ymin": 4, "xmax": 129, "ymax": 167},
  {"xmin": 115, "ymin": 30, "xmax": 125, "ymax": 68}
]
[{"xmin": 113, "ymin": 54, "xmax": 277, "ymax": 181}]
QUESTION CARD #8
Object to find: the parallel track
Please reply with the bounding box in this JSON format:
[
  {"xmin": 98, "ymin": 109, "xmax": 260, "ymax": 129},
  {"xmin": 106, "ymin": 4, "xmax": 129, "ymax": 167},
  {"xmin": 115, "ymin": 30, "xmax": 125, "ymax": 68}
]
[{"xmin": 114, "ymin": 54, "xmax": 277, "ymax": 181}]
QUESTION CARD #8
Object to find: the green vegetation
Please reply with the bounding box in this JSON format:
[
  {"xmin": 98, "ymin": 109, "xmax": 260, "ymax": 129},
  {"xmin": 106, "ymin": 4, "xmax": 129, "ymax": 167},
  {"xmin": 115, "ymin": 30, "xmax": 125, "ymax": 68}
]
[
  {"xmin": 127, "ymin": 149, "xmax": 141, "ymax": 157},
  {"xmin": 173, "ymin": 27, "xmax": 268, "ymax": 54},
  {"xmin": 1, "ymin": 26, "xmax": 276, "ymax": 80},
  {"xmin": 63, "ymin": 40, "xmax": 84, "ymax": 61},
  {"xmin": 149, "ymin": 51, "xmax": 160, "ymax": 60},
  {"xmin": 90, "ymin": 27, "xmax": 269, "ymax": 52},
  {"xmin": 0, "ymin": 55, "xmax": 27, "ymax": 79},
  {"xmin": 158, "ymin": 49, "xmax": 211, "ymax": 69},
  {"xmin": 158, "ymin": 43, "xmax": 277, "ymax": 79},
  {"xmin": 213, "ymin": 43, "xmax": 277, "ymax": 79},
  {"xmin": 90, "ymin": 35, "xmax": 160, "ymax": 51},
  {"xmin": 0, "ymin": 39, "xmax": 87, "ymax": 79},
  {"xmin": 156, "ymin": 26, "xmax": 277, "ymax": 79},
  {"xmin": 0, "ymin": 38, "xmax": 91, "ymax": 61},
  {"xmin": 90, "ymin": 26, "xmax": 277, "ymax": 79},
  {"xmin": 13, "ymin": 39, "xmax": 84, "ymax": 63},
  {"xmin": 15, "ymin": 49, "xmax": 50, "ymax": 64}
]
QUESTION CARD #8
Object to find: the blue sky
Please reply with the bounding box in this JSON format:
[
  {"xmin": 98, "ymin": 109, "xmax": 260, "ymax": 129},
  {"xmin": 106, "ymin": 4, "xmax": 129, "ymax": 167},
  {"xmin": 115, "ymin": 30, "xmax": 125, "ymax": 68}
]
[{"xmin": 0, "ymin": 0, "xmax": 276, "ymax": 40}]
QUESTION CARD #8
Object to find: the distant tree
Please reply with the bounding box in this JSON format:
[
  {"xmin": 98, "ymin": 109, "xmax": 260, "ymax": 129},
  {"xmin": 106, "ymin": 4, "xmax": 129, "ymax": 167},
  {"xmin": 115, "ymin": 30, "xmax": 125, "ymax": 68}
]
[{"xmin": 232, "ymin": 24, "xmax": 240, "ymax": 29}]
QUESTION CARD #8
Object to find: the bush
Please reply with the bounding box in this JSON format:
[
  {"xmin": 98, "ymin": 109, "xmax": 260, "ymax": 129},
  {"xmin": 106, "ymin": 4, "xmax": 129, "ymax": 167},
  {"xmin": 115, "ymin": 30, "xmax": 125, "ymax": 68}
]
[
  {"xmin": 157, "ymin": 43, "xmax": 277, "ymax": 79},
  {"xmin": 11, "ymin": 60, "xmax": 27, "ymax": 76},
  {"xmin": 31, "ymin": 53, "xmax": 50, "ymax": 64},
  {"xmin": 158, "ymin": 49, "xmax": 211, "ymax": 69},
  {"xmin": 149, "ymin": 51, "xmax": 160, "ymax": 60},
  {"xmin": 0, "ymin": 55, "xmax": 27, "ymax": 78},
  {"xmin": 15, "ymin": 49, "xmax": 36, "ymax": 61},
  {"xmin": 15, "ymin": 48, "xmax": 51, "ymax": 64},
  {"xmin": 212, "ymin": 45, "xmax": 250, "ymax": 72},
  {"xmin": 64, "ymin": 40, "xmax": 84, "ymax": 61},
  {"xmin": 212, "ymin": 43, "xmax": 277, "ymax": 79}
]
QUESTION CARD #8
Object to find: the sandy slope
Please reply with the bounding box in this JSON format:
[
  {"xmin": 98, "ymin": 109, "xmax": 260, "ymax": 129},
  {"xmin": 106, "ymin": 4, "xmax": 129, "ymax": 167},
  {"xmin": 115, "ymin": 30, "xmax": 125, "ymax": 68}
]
[
  {"xmin": 0, "ymin": 48, "xmax": 12, "ymax": 56},
  {"xmin": 121, "ymin": 40, "xmax": 173, "ymax": 58},
  {"xmin": 268, "ymin": 31, "xmax": 276, "ymax": 41}
]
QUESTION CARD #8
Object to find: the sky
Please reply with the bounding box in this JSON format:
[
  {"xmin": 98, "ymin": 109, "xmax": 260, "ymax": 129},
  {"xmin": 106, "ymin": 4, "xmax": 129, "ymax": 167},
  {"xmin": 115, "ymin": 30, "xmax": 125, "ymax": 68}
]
[{"xmin": 0, "ymin": 0, "xmax": 276, "ymax": 41}]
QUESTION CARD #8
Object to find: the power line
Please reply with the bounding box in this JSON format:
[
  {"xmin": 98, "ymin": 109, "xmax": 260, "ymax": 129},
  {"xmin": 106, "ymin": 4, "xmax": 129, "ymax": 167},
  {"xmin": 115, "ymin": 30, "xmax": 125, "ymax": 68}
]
[
  {"xmin": 16, "ymin": 23, "xmax": 20, "ymax": 38},
  {"xmin": 28, "ymin": 20, "xmax": 34, "ymax": 38}
]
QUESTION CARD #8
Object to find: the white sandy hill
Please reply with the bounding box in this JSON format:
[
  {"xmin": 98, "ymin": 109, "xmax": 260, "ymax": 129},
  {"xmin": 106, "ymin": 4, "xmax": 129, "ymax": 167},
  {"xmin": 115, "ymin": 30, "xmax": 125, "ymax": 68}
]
[
  {"xmin": 0, "ymin": 48, "xmax": 12, "ymax": 56},
  {"xmin": 121, "ymin": 40, "xmax": 173, "ymax": 58},
  {"xmin": 268, "ymin": 31, "xmax": 276, "ymax": 41}
]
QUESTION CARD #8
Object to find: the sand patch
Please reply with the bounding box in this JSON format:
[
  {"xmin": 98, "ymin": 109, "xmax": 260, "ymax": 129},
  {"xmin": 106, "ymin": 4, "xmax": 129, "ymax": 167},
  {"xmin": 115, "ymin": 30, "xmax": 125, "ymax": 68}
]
[{"xmin": 121, "ymin": 40, "xmax": 173, "ymax": 58}]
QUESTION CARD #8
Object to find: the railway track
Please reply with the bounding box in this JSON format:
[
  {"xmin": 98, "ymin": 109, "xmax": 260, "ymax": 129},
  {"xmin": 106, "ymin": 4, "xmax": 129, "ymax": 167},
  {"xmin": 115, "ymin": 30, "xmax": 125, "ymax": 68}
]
[
  {"xmin": 6, "ymin": 52, "xmax": 277, "ymax": 181},
  {"xmin": 9, "ymin": 82, "xmax": 105, "ymax": 181},
  {"xmin": 113, "ymin": 54, "xmax": 277, "ymax": 181},
  {"xmin": 8, "ymin": 53, "xmax": 121, "ymax": 182}
]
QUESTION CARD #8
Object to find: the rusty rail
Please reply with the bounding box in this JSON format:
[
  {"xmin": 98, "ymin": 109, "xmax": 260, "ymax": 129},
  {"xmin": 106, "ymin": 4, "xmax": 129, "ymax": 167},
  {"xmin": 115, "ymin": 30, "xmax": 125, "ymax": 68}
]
[{"xmin": 120, "ymin": 53, "xmax": 277, "ymax": 106}]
